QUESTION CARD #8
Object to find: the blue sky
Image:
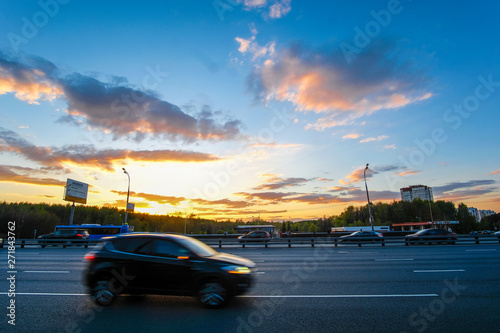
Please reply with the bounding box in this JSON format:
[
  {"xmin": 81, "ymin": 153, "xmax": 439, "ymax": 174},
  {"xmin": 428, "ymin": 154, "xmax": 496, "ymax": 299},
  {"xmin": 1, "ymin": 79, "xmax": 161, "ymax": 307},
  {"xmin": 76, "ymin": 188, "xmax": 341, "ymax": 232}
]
[{"xmin": 1, "ymin": 0, "xmax": 499, "ymax": 221}]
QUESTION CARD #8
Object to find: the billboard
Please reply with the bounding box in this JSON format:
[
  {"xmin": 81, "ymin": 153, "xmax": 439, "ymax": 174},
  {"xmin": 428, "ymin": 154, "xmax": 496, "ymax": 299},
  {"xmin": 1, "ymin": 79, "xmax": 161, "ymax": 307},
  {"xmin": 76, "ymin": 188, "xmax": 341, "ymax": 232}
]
[
  {"xmin": 64, "ymin": 178, "xmax": 89, "ymax": 204},
  {"xmin": 127, "ymin": 203, "xmax": 135, "ymax": 212}
]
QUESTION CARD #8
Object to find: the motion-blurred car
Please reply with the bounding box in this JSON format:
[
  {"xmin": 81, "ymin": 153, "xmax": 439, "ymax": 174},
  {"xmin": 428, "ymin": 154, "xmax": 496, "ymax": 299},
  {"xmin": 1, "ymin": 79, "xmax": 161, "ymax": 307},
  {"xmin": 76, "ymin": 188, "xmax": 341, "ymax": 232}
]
[
  {"xmin": 237, "ymin": 230, "xmax": 271, "ymax": 243},
  {"xmin": 405, "ymin": 228, "xmax": 456, "ymax": 245},
  {"xmin": 84, "ymin": 233, "xmax": 255, "ymax": 308},
  {"xmin": 338, "ymin": 231, "xmax": 384, "ymax": 242},
  {"xmin": 38, "ymin": 229, "xmax": 89, "ymax": 244},
  {"xmin": 495, "ymin": 231, "xmax": 500, "ymax": 236}
]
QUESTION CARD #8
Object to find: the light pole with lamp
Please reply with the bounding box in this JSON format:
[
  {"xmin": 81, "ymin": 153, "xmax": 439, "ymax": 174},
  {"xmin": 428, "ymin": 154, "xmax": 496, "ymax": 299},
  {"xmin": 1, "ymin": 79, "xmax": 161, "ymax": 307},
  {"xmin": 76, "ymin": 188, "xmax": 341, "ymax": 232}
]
[
  {"xmin": 122, "ymin": 168, "xmax": 130, "ymax": 225},
  {"xmin": 363, "ymin": 163, "xmax": 374, "ymax": 231}
]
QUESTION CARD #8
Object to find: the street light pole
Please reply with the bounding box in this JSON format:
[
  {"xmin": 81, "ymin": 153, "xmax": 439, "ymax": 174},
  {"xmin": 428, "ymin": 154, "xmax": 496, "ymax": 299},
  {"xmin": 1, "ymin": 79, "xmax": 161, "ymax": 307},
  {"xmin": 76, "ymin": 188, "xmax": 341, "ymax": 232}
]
[
  {"xmin": 364, "ymin": 163, "xmax": 374, "ymax": 231},
  {"xmin": 122, "ymin": 168, "xmax": 130, "ymax": 225}
]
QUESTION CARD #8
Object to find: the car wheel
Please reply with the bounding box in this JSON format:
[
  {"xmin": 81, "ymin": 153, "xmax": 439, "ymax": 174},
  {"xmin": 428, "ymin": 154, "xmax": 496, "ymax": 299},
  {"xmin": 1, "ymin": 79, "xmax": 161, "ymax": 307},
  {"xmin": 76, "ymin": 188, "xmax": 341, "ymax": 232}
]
[
  {"xmin": 91, "ymin": 280, "xmax": 115, "ymax": 306},
  {"xmin": 197, "ymin": 281, "xmax": 228, "ymax": 309}
]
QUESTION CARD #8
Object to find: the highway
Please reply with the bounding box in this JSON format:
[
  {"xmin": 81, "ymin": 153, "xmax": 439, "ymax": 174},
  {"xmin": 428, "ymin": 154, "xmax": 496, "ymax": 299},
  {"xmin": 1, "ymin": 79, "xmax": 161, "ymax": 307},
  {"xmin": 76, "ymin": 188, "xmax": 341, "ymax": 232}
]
[{"xmin": 1, "ymin": 244, "xmax": 499, "ymax": 333}]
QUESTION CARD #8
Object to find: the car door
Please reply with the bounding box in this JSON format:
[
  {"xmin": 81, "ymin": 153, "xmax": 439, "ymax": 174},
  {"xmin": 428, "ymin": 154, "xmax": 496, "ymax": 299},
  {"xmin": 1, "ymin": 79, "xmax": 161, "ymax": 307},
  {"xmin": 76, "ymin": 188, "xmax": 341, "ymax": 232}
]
[
  {"xmin": 434, "ymin": 229, "xmax": 446, "ymax": 241},
  {"xmin": 136, "ymin": 239, "xmax": 195, "ymax": 294},
  {"xmin": 108, "ymin": 237, "xmax": 153, "ymax": 292}
]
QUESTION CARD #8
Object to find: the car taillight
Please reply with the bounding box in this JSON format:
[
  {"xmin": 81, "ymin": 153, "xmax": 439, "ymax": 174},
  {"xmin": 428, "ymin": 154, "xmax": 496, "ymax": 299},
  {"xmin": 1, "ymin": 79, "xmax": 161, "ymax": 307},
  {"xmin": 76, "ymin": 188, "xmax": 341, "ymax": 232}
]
[
  {"xmin": 84, "ymin": 254, "xmax": 96, "ymax": 261},
  {"xmin": 77, "ymin": 234, "xmax": 83, "ymax": 237}
]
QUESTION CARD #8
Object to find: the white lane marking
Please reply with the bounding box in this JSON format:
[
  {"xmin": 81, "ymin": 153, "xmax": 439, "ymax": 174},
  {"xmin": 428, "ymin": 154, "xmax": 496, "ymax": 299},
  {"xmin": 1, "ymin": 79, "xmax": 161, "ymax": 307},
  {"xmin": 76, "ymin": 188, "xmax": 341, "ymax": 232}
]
[
  {"xmin": 465, "ymin": 249, "xmax": 497, "ymax": 252},
  {"xmin": 0, "ymin": 293, "xmax": 439, "ymax": 298},
  {"xmin": 0, "ymin": 293, "xmax": 87, "ymax": 296},
  {"xmin": 23, "ymin": 271, "xmax": 71, "ymax": 273},
  {"xmin": 414, "ymin": 270, "xmax": 465, "ymax": 273},
  {"xmin": 375, "ymin": 259, "xmax": 414, "ymax": 261},
  {"xmin": 239, "ymin": 294, "xmax": 438, "ymax": 298}
]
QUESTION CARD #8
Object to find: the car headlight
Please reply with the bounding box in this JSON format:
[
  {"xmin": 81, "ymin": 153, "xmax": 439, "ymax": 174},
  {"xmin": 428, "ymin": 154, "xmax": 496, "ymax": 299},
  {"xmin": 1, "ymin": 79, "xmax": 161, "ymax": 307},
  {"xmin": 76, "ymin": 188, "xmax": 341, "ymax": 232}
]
[{"xmin": 222, "ymin": 265, "xmax": 251, "ymax": 274}]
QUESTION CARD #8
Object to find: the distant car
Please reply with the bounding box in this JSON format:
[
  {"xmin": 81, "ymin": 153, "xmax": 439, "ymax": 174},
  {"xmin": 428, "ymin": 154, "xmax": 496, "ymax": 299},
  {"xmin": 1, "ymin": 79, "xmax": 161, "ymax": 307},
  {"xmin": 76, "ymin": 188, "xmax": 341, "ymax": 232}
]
[
  {"xmin": 84, "ymin": 233, "xmax": 255, "ymax": 308},
  {"xmin": 405, "ymin": 229, "xmax": 456, "ymax": 245},
  {"xmin": 338, "ymin": 231, "xmax": 384, "ymax": 242},
  {"xmin": 480, "ymin": 230, "xmax": 494, "ymax": 235},
  {"xmin": 494, "ymin": 231, "xmax": 500, "ymax": 236},
  {"xmin": 38, "ymin": 229, "xmax": 89, "ymax": 244},
  {"xmin": 469, "ymin": 231, "xmax": 478, "ymax": 235},
  {"xmin": 238, "ymin": 231, "xmax": 271, "ymax": 243}
]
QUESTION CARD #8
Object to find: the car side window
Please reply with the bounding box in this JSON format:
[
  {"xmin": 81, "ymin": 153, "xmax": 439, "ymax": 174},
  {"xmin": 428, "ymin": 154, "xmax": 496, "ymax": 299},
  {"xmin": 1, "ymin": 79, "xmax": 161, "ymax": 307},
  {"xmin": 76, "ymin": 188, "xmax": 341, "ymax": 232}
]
[
  {"xmin": 111, "ymin": 238, "xmax": 150, "ymax": 253},
  {"xmin": 139, "ymin": 240, "xmax": 191, "ymax": 258}
]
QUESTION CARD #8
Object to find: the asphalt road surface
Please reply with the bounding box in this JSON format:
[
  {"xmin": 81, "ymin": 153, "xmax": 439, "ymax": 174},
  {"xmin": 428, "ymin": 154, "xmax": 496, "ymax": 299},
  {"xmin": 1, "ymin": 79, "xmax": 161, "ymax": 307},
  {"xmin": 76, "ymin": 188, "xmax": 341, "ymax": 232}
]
[{"xmin": 1, "ymin": 243, "xmax": 499, "ymax": 333}]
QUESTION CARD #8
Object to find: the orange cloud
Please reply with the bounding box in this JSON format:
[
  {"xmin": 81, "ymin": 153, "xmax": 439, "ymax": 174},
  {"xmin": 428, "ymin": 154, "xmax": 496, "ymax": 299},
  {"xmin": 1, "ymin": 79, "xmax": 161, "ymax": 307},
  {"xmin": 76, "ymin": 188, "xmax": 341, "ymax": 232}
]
[
  {"xmin": 111, "ymin": 190, "xmax": 187, "ymax": 206},
  {"xmin": 0, "ymin": 67, "xmax": 62, "ymax": 103},
  {"xmin": 253, "ymin": 175, "xmax": 309, "ymax": 190},
  {"xmin": 104, "ymin": 200, "xmax": 153, "ymax": 209},
  {"xmin": 397, "ymin": 170, "xmax": 419, "ymax": 176},
  {"xmin": 249, "ymin": 42, "xmax": 433, "ymax": 130},
  {"xmin": 0, "ymin": 54, "xmax": 242, "ymax": 142},
  {"xmin": 190, "ymin": 198, "xmax": 252, "ymax": 209},
  {"xmin": 317, "ymin": 177, "xmax": 334, "ymax": 182},
  {"xmin": 0, "ymin": 165, "xmax": 65, "ymax": 186},
  {"xmin": 328, "ymin": 186, "xmax": 357, "ymax": 192},
  {"xmin": 1, "ymin": 127, "xmax": 221, "ymax": 171},
  {"xmin": 343, "ymin": 133, "xmax": 361, "ymax": 140},
  {"xmin": 339, "ymin": 168, "xmax": 369, "ymax": 185}
]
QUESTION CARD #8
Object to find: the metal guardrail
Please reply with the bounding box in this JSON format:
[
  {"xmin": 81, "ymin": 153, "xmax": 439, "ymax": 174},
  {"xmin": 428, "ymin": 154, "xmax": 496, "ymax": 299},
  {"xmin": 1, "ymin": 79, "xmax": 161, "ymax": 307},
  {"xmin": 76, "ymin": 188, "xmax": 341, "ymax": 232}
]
[
  {"xmin": 1, "ymin": 235, "xmax": 499, "ymax": 249},
  {"xmin": 0, "ymin": 238, "xmax": 102, "ymax": 249},
  {"xmin": 203, "ymin": 235, "xmax": 500, "ymax": 248}
]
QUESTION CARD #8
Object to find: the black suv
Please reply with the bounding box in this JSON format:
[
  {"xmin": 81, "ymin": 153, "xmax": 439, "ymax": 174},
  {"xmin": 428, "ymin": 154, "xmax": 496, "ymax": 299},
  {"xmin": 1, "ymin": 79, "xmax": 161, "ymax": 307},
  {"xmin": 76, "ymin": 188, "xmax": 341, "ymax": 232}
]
[
  {"xmin": 83, "ymin": 233, "xmax": 255, "ymax": 308},
  {"xmin": 38, "ymin": 229, "xmax": 89, "ymax": 244}
]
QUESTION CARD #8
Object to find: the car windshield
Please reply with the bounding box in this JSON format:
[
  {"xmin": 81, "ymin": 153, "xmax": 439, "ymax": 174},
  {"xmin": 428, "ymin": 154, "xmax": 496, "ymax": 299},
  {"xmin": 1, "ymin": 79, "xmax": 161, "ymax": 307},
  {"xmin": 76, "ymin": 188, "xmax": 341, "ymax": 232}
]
[{"xmin": 176, "ymin": 236, "xmax": 218, "ymax": 257}]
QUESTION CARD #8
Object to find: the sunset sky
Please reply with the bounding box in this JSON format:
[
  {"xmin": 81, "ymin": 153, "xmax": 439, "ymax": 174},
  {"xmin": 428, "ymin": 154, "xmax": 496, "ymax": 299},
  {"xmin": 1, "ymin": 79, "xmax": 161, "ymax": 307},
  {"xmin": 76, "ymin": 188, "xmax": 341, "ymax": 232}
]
[{"xmin": 1, "ymin": 0, "xmax": 499, "ymax": 221}]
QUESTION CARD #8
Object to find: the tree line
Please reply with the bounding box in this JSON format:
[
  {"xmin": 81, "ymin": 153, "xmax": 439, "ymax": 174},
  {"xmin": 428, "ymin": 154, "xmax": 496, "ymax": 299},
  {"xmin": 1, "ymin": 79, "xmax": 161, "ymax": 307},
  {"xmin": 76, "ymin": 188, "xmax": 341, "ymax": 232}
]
[{"xmin": 0, "ymin": 199, "xmax": 497, "ymax": 239}]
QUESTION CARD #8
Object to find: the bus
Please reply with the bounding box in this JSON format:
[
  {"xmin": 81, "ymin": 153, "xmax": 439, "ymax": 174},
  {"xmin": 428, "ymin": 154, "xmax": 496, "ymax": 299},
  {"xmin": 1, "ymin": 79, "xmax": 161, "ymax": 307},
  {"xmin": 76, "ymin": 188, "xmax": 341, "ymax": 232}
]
[
  {"xmin": 55, "ymin": 224, "xmax": 134, "ymax": 240},
  {"xmin": 236, "ymin": 225, "xmax": 275, "ymax": 234}
]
